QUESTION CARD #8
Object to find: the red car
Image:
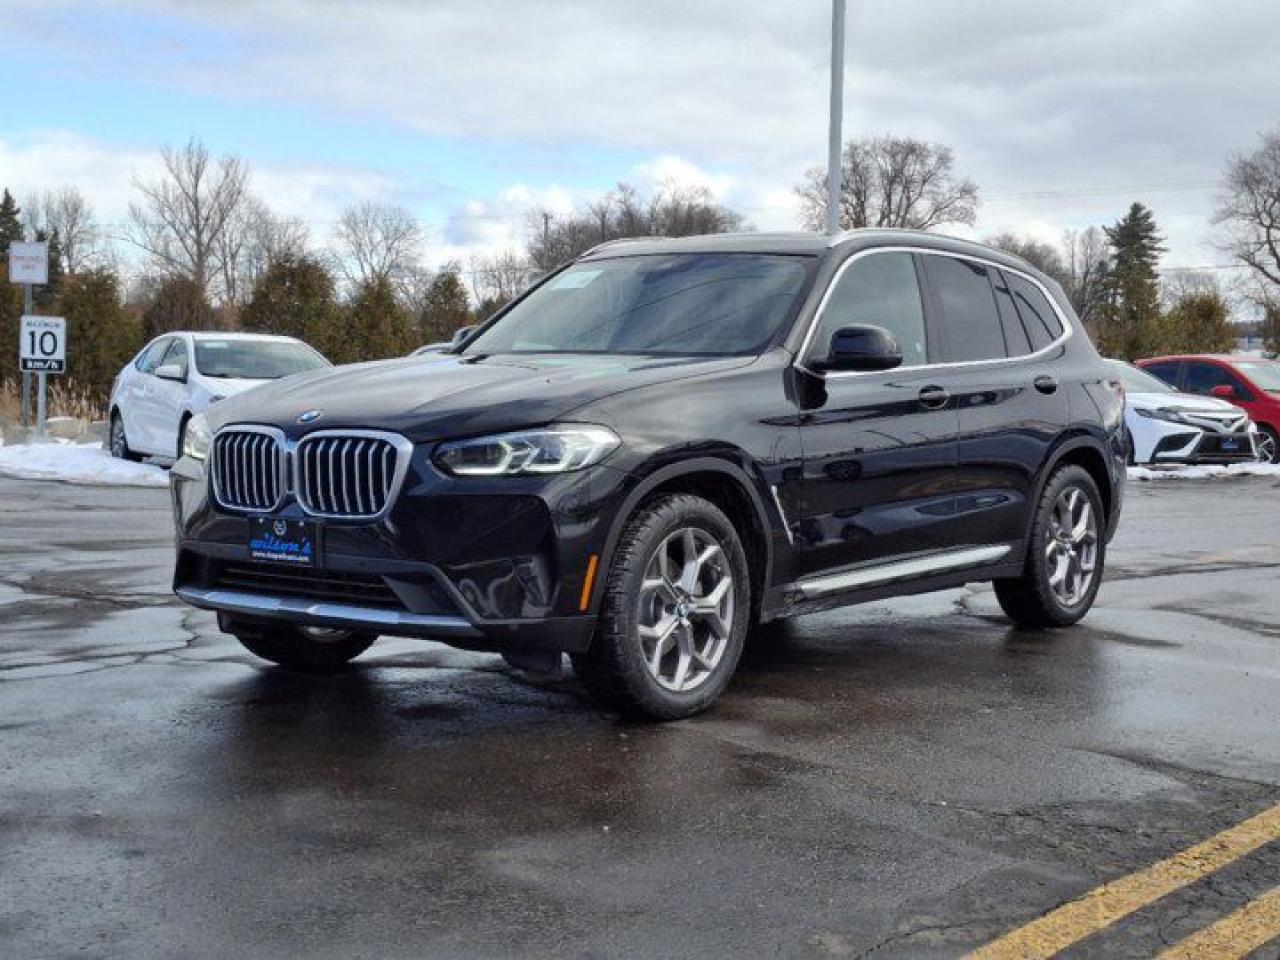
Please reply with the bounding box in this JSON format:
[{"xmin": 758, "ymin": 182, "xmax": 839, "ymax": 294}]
[{"xmin": 1136, "ymin": 355, "xmax": 1280, "ymax": 462}]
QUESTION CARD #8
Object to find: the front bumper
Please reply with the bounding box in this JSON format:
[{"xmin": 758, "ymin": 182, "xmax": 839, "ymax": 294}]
[
  {"xmin": 1148, "ymin": 428, "xmax": 1258, "ymax": 464},
  {"xmin": 171, "ymin": 446, "xmax": 636, "ymax": 654}
]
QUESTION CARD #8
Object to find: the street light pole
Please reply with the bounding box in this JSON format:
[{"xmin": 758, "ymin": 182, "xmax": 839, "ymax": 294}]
[{"xmin": 826, "ymin": 0, "xmax": 847, "ymax": 235}]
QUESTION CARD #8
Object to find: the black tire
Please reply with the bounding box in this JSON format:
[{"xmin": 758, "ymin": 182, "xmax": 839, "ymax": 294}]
[
  {"xmin": 108, "ymin": 411, "xmax": 142, "ymax": 462},
  {"xmin": 176, "ymin": 415, "xmax": 190, "ymax": 460},
  {"xmin": 1124, "ymin": 428, "xmax": 1137, "ymax": 466},
  {"xmin": 1258, "ymin": 425, "xmax": 1279, "ymax": 464},
  {"xmin": 232, "ymin": 623, "xmax": 376, "ymax": 673},
  {"xmin": 571, "ymin": 493, "xmax": 751, "ymax": 720},
  {"xmin": 994, "ymin": 465, "xmax": 1106, "ymax": 629}
]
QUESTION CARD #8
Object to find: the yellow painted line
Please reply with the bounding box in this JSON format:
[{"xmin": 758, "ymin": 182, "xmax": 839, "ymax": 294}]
[
  {"xmin": 1156, "ymin": 885, "xmax": 1280, "ymax": 960},
  {"xmin": 966, "ymin": 803, "xmax": 1280, "ymax": 960}
]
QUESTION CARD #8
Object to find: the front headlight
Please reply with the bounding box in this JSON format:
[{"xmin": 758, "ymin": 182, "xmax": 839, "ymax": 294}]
[
  {"xmin": 182, "ymin": 413, "xmax": 212, "ymax": 461},
  {"xmin": 1135, "ymin": 406, "xmax": 1189, "ymax": 425},
  {"xmin": 435, "ymin": 425, "xmax": 620, "ymax": 477}
]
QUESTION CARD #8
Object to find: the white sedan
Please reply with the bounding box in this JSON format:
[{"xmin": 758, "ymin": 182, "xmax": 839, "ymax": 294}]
[
  {"xmin": 1110, "ymin": 360, "xmax": 1259, "ymax": 465},
  {"xmin": 107, "ymin": 331, "xmax": 330, "ymax": 461}
]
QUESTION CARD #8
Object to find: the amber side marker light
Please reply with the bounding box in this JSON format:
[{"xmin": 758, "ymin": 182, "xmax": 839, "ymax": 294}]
[{"xmin": 579, "ymin": 554, "xmax": 599, "ymax": 612}]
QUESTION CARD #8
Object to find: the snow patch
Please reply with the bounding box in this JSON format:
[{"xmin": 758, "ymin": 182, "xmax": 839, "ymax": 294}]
[
  {"xmin": 0, "ymin": 439, "xmax": 170, "ymax": 488},
  {"xmin": 1128, "ymin": 462, "xmax": 1280, "ymax": 481}
]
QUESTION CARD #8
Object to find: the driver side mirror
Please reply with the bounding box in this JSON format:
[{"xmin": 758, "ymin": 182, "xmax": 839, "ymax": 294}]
[
  {"xmin": 154, "ymin": 363, "xmax": 186, "ymax": 382},
  {"xmin": 812, "ymin": 325, "xmax": 903, "ymax": 373},
  {"xmin": 1210, "ymin": 384, "xmax": 1238, "ymax": 400}
]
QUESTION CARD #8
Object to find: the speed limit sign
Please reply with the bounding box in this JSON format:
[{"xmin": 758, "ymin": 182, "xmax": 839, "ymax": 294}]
[{"xmin": 20, "ymin": 316, "xmax": 66, "ymax": 374}]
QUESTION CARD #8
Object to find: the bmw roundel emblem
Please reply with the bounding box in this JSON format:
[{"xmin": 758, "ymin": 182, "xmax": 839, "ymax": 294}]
[
  {"xmin": 272, "ymin": 520, "xmax": 288, "ymax": 536},
  {"xmin": 297, "ymin": 409, "xmax": 324, "ymax": 424}
]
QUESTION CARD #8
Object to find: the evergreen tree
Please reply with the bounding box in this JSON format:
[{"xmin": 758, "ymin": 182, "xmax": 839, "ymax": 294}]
[
  {"xmin": 0, "ymin": 256, "xmax": 23, "ymax": 389},
  {"xmin": 339, "ymin": 276, "xmax": 414, "ymax": 364},
  {"xmin": 141, "ymin": 276, "xmax": 216, "ymax": 338},
  {"xmin": 1098, "ymin": 203, "xmax": 1166, "ymax": 359},
  {"xmin": 417, "ymin": 263, "xmax": 473, "ymax": 343},
  {"xmin": 1259, "ymin": 302, "xmax": 1280, "ymax": 359},
  {"xmin": 60, "ymin": 269, "xmax": 144, "ymax": 404},
  {"xmin": 0, "ymin": 189, "xmax": 23, "ymax": 248},
  {"xmin": 1162, "ymin": 290, "xmax": 1236, "ymax": 355},
  {"xmin": 241, "ymin": 254, "xmax": 342, "ymax": 359},
  {"xmin": 33, "ymin": 228, "xmax": 65, "ymax": 310}
]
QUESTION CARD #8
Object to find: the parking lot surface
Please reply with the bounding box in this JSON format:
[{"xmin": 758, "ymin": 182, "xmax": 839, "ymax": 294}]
[{"xmin": 1, "ymin": 474, "xmax": 1278, "ymax": 958}]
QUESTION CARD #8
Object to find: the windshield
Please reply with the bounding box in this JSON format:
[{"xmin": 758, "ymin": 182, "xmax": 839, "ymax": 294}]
[
  {"xmin": 463, "ymin": 253, "xmax": 813, "ymax": 357},
  {"xmin": 1111, "ymin": 361, "xmax": 1174, "ymax": 394},
  {"xmin": 194, "ymin": 339, "xmax": 329, "ymax": 380},
  {"xmin": 1235, "ymin": 360, "xmax": 1280, "ymax": 392}
]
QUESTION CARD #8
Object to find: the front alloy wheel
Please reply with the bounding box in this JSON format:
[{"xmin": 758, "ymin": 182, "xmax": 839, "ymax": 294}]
[
  {"xmin": 637, "ymin": 527, "xmax": 735, "ymax": 693},
  {"xmin": 1258, "ymin": 427, "xmax": 1279, "ymax": 464},
  {"xmin": 573, "ymin": 493, "xmax": 750, "ymax": 720}
]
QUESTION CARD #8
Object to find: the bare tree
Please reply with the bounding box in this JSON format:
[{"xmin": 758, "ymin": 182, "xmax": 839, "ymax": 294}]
[
  {"xmin": 468, "ymin": 249, "xmax": 531, "ymax": 309},
  {"xmin": 125, "ymin": 138, "xmax": 249, "ymax": 301},
  {"xmin": 332, "ymin": 200, "xmax": 422, "ymax": 287},
  {"xmin": 21, "ymin": 187, "xmax": 103, "ymax": 273},
  {"xmin": 985, "ymin": 232, "xmax": 1067, "ymax": 282},
  {"xmin": 216, "ymin": 197, "xmax": 311, "ymax": 307},
  {"xmin": 1215, "ymin": 129, "xmax": 1280, "ymax": 294},
  {"xmin": 1061, "ymin": 226, "xmax": 1110, "ymax": 334},
  {"xmin": 527, "ymin": 181, "xmax": 745, "ymax": 272},
  {"xmin": 796, "ymin": 136, "xmax": 979, "ymax": 232}
]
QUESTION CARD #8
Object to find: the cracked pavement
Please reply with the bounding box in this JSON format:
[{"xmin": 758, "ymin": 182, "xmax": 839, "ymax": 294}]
[{"xmin": 1, "ymin": 475, "xmax": 1278, "ymax": 958}]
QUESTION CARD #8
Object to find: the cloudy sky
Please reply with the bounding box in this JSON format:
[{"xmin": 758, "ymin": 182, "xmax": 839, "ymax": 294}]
[{"xmin": 1, "ymin": 0, "xmax": 1277, "ymax": 273}]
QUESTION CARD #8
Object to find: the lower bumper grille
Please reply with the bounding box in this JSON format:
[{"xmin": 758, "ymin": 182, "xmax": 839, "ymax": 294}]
[{"xmin": 212, "ymin": 562, "xmax": 404, "ymax": 609}]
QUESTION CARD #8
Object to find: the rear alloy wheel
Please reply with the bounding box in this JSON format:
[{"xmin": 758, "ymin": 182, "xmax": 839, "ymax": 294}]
[
  {"xmin": 1258, "ymin": 426, "xmax": 1279, "ymax": 464},
  {"xmin": 573, "ymin": 493, "xmax": 750, "ymax": 720},
  {"xmin": 994, "ymin": 465, "xmax": 1105, "ymax": 628},
  {"xmin": 108, "ymin": 412, "xmax": 141, "ymax": 462},
  {"xmin": 232, "ymin": 623, "xmax": 377, "ymax": 673}
]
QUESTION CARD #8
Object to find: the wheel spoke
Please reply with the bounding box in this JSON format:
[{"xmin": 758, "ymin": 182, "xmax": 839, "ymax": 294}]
[
  {"xmin": 1071, "ymin": 502, "xmax": 1093, "ymax": 543},
  {"xmin": 671, "ymin": 652, "xmax": 692, "ymax": 690}
]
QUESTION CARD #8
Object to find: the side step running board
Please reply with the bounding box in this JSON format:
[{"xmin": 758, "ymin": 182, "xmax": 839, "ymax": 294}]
[{"xmin": 796, "ymin": 545, "xmax": 1013, "ymax": 599}]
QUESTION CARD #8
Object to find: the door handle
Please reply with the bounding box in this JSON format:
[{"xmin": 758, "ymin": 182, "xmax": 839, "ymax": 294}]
[
  {"xmin": 1033, "ymin": 375, "xmax": 1059, "ymax": 395},
  {"xmin": 917, "ymin": 385, "xmax": 950, "ymax": 410}
]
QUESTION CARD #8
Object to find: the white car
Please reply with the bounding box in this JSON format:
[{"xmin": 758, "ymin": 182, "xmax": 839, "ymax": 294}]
[
  {"xmin": 1110, "ymin": 360, "xmax": 1259, "ymax": 465},
  {"xmin": 107, "ymin": 332, "xmax": 330, "ymax": 461}
]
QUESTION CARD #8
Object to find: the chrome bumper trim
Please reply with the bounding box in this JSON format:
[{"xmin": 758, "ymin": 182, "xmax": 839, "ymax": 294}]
[{"xmin": 176, "ymin": 586, "xmax": 483, "ymax": 638}]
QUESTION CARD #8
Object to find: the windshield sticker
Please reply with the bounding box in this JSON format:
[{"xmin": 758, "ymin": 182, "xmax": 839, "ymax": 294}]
[{"xmin": 550, "ymin": 269, "xmax": 602, "ymax": 290}]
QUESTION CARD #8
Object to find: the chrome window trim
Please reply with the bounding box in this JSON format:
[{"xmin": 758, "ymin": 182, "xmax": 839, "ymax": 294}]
[
  {"xmin": 210, "ymin": 425, "xmax": 413, "ymax": 522},
  {"xmin": 209, "ymin": 424, "xmax": 288, "ymax": 515},
  {"xmin": 293, "ymin": 428, "xmax": 415, "ymax": 521},
  {"xmin": 795, "ymin": 245, "xmax": 1075, "ymax": 380}
]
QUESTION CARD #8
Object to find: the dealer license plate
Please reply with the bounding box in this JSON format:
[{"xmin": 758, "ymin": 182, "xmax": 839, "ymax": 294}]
[{"xmin": 249, "ymin": 518, "xmax": 317, "ymax": 566}]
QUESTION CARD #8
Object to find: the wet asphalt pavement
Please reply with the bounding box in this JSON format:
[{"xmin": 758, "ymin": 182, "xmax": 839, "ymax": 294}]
[{"xmin": 1, "ymin": 475, "xmax": 1278, "ymax": 959}]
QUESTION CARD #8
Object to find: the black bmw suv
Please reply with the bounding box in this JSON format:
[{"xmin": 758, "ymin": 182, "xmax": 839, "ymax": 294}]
[{"xmin": 172, "ymin": 229, "xmax": 1125, "ymax": 719}]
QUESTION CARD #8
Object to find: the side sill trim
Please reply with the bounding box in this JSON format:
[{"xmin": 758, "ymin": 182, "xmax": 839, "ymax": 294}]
[
  {"xmin": 176, "ymin": 586, "xmax": 483, "ymax": 638},
  {"xmin": 796, "ymin": 545, "xmax": 1013, "ymax": 599}
]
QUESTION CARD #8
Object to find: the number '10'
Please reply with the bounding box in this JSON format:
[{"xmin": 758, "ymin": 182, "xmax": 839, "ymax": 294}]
[{"xmin": 26, "ymin": 330, "xmax": 58, "ymax": 356}]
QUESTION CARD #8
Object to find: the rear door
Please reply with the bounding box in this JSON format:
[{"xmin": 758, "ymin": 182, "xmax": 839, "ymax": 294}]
[
  {"xmin": 794, "ymin": 250, "xmax": 958, "ymax": 580},
  {"xmin": 920, "ymin": 254, "xmax": 1070, "ymax": 552}
]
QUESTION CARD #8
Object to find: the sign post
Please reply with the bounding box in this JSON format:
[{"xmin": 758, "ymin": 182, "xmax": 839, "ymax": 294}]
[
  {"xmin": 19, "ymin": 316, "xmax": 66, "ymax": 439},
  {"xmin": 8, "ymin": 242, "xmax": 49, "ymax": 432}
]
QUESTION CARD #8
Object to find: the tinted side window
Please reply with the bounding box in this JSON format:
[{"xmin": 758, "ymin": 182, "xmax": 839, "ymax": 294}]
[
  {"xmin": 992, "ymin": 269, "xmax": 1032, "ymax": 356},
  {"xmin": 1005, "ymin": 273, "xmax": 1063, "ymax": 350},
  {"xmin": 926, "ymin": 256, "xmax": 1006, "ymax": 362},
  {"xmin": 1141, "ymin": 361, "xmax": 1180, "ymax": 387},
  {"xmin": 1183, "ymin": 362, "xmax": 1235, "ymax": 395},
  {"xmin": 813, "ymin": 252, "xmax": 927, "ymax": 367},
  {"xmin": 136, "ymin": 338, "xmax": 172, "ymax": 373}
]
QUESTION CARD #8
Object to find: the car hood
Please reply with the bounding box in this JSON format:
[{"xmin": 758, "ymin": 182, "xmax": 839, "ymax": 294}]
[
  {"xmin": 1127, "ymin": 391, "xmax": 1243, "ymax": 415},
  {"xmin": 205, "ymin": 353, "xmax": 754, "ymax": 441},
  {"xmin": 203, "ymin": 376, "xmax": 274, "ymax": 399}
]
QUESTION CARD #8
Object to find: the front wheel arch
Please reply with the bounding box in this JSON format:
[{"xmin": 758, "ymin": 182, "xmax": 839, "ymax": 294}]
[{"xmin": 588, "ymin": 457, "xmax": 776, "ymax": 622}]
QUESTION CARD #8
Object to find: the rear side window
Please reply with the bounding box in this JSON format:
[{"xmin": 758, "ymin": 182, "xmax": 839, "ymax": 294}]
[
  {"xmin": 813, "ymin": 252, "xmax": 928, "ymax": 367},
  {"xmin": 1006, "ymin": 273, "xmax": 1064, "ymax": 349},
  {"xmin": 926, "ymin": 256, "xmax": 1006, "ymax": 362},
  {"xmin": 1140, "ymin": 361, "xmax": 1180, "ymax": 386},
  {"xmin": 992, "ymin": 270, "xmax": 1032, "ymax": 356}
]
